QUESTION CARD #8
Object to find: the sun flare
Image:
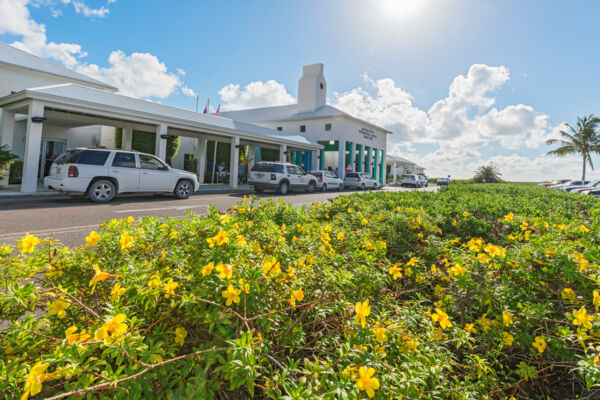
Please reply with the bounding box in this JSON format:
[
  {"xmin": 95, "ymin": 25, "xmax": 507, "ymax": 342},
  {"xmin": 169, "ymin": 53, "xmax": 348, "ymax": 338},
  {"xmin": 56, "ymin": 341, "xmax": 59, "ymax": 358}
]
[{"xmin": 378, "ymin": 0, "xmax": 425, "ymax": 20}]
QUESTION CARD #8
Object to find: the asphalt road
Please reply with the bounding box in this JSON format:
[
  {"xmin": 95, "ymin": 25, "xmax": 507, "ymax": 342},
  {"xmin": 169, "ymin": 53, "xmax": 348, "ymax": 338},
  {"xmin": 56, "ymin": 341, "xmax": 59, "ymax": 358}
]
[{"xmin": 0, "ymin": 185, "xmax": 436, "ymax": 247}]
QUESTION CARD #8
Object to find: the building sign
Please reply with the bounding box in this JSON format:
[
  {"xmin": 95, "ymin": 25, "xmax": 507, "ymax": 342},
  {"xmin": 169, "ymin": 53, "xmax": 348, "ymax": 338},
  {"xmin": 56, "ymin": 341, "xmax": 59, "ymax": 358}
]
[{"xmin": 359, "ymin": 127, "xmax": 377, "ymax": 141}]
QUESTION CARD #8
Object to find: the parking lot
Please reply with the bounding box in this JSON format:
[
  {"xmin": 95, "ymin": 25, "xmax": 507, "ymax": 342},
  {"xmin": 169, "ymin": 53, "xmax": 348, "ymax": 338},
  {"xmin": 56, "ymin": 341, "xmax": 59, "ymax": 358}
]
[{"xmin": 0, "ymin": 185, "xmax": 436, "ymax": 247}]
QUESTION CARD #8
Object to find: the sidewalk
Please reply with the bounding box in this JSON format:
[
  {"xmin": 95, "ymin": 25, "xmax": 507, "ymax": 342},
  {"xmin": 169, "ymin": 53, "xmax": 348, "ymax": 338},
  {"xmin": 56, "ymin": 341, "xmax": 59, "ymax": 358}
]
[{"xmin": 0, "ymin": 183, "xmax": 253, "ymax": 202}]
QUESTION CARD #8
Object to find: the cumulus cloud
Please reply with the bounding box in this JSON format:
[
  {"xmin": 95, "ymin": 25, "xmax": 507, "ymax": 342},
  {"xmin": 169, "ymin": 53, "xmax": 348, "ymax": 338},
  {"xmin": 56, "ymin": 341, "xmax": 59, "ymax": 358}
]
[
  {"xmin": 219, "ymin": 80, "xmax": 295, "ymax": 110},
  {"xmin": 1, "ymin": 0, "xmax": 191, "ymax": 99}
]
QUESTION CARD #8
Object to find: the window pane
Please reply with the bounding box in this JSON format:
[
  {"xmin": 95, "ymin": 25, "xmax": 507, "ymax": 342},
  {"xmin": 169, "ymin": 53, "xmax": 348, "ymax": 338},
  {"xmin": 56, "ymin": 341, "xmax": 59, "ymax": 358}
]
[
  {"xmin": 140, "ymin": 155, "xmax": 166, "ymax": 170},
  {"xmin": 295, "ymin": 166, "xmax": 305, "ymax": 175},
  {"xmin": 286, "ymin": 166, "xmax": 296, "ymax": 174},
  {"xmin": 77, "ymin": 150, "xmax": 110, "ymax": 166},
  {"xmin": 112, "ymin": 152, "xmax": 136, "ymax": 168},
  {"xmin": 325, "ymin": 123, "xmax": 331, "ymax": 131}
]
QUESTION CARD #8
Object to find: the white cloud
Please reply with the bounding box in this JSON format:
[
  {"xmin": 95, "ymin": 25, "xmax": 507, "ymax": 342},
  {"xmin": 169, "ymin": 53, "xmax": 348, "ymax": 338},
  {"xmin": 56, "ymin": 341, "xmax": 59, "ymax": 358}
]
[
  {"xmin": 0, "ymin": 0, "xmax": 191, "ymax": 99},
  {"xmin": 76, "ymin": 51, "xmax": 183, "ymax": 98},
  {"xmin": 219, "ymin": 80, "xmax": 295, "ymax": 110},
  {"xmin": 181, "ymin": 86, "xmax": 196, "ymax": 97}
]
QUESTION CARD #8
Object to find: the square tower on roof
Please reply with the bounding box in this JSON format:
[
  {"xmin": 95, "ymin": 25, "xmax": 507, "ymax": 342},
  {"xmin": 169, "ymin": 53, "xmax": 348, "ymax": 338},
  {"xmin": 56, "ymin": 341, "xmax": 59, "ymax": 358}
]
[{"xmin": 297, "ymin": 63, "xmax": 327, "ymax": 113}]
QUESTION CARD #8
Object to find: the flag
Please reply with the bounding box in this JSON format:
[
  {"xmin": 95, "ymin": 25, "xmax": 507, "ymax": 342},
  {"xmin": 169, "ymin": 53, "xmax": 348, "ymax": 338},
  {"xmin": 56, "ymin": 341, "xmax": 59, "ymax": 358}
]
[
  {"xmin": 214, "ymin": 104, "xmax": 220, "ymax": 116},
  {"xmin": 203, "ymin": 98, "xmax": 210, "ymax": 114}
]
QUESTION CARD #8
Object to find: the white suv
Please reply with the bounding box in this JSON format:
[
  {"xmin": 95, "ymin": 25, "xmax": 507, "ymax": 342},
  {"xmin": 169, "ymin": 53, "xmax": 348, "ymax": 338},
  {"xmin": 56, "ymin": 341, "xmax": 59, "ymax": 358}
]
[
  {"xmin": 249, "ymin": 162, "xmax": 317, "ymax": 194},
  {"xmin": 44, "ymin": 148, "xmax": 199, "ymax": 202},
  {"xmin": 401, "ymin": 174, "xmax": 420, "ymax": 188}
]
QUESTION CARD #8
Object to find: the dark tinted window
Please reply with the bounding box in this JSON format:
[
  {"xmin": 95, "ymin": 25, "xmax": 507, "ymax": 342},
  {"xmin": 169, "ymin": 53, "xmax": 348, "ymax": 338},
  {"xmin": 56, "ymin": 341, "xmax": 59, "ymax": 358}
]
[
  {"xmin": 346, "ymin": 172, "xmax": 358, "ymax": 178},
  {"xmin": 310, "ymin": 172, "xmax": 322, "ymax": 178},
  {"xmin": 276, "ymin": 127, "xmax": 282, "ymax": 131},
  {"xmin": 251, "ymin": 163, "xmax": 284, "ymax": 173},
  {"xmin": 54, "ymin": 150, "xmax": 81, "ymax": 165},
  {"xmin": 286, "ymin": 166, "xmax": 296, "ymax": 174},
  {"xmin": 112, "ymin": 152, "xmax": 136, "ymax": 168},
  {"xmin": 325, "ymin": 123, "xmax": 332, "ymax": 131},
  {"xmin": 76, "ymin": 150, "xmax": 110, "ymax": 166},
  {"xmin": 300, "ymin": 125, "xmax": 306, "ymax": 132}
]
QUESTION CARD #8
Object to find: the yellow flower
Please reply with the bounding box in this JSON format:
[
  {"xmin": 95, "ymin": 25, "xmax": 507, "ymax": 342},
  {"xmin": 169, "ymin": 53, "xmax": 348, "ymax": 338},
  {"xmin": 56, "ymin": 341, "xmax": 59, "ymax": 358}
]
[
  {"xmin": 573, "ymin": 307, "xmax": 593, "ymax": 330},
  {"xmin": 119, "ymin": 232, "xmax": 134, "ymax": 251},
  {"xmin": 463, "ymin": 211, "xmax": 470, "ymax": 217},
  {"xmin": 21, "ymin": 361, "xmax": 51, "ymax": 400},
  {"xmin": 174, "ymin": 327, "xmax": 187, "ymax": 346},
  {"xmin": 89, "ymin": 264, "xmax": 121, "ymax": 294},
  {"xmin": 388, "ymin": 264, "xmax": 403, "ymax": 280},
  {"xmin": 201, "ymin": 262, "xmax": 214, "ymax": 277},
  {"xmin": 406, "ymin": 257, "xmax": 418, "ymax": 267},
  {"xmin": 354, "ymin": 299, "xmax": 371, "ymax": 328},
  {"xmin": 373, "ymin": 326, "xmax": 388, "ymax": 343},
  {"xmin": 477, "ymin": 253, "xmax": 490, "ymax": 263},
  {"xmin": 85, "ymin": 231, "xmax": 101, "ymax": 247},
  {"xmin": 238, "ymin": 278, "xmax": 250, "ymax": 294},
  {"xmin": 47, "ymin": 299, "xmax": 68, "ymax": 319},
  {"xmin": 163, "ymin": 278, "xmax": 179, "ymax": 297},
  {"xmin": 207, "ymin": 229, "xmax": 229, "ymax": 247},
  {"xmin": 484, "ymin": 243, "xmax": 506, "ymax": 258},
  {"xmin": 110, "ymin": 283, "xmax": 126, "ymax": 302},
  {"xmin": 465, "ymin": 323, "xmax": 476, "ymax": 333},
  {"xmin": 561, "ymin": 288, "xmax": 576, "ymax": 302},
  {"xmin": 236, "ymin": 235, "xmax": 246, "ymax": 245},
  {"xmin": 0, "ymin": 243, "xmax": 13, "ymax": 256},
  {"xmin": 261, "ymin": 259, "xmax": 281, "ymax": 277},
  {"xmin": 18, "ymin": 234, "xmax": 41, "ymax": 254},
  {"xmin": 215, "ymin": 263, "xmax": 234, "ymax": 280},
  {"xmin": 503, "ymin": 332, "xmax": 514, "ymax": 346},
  {"xmin": 532, "ymin": 336, "xmax": 546, "ymax": 353},
  {"xmin": 148, "ymin": 275, "xmax": 161, "ymax": 289},
  {"xmin": 64, "ymin": 326, "xmax": 90, "ymax": 345},
  {"xmin": 448, "ymin": 263, "xmax": 466, "ymax": 277},
  {"xmin": 431, "ymin": 308, "xmax": 452, "ymax": 330},
  {"xmin": 581, "ymin": 225, "xmax": 590, "ymax": 233},
  {"xmin": 337, "ymin": 232, "xmax": 345, "ymax": 241},
  {"xmin": 94, "ymin": 313, "xmax": 128, "ymax": 345},
  {"xmin": 479, "ymin": 315, "xmax": 492, "ymax": 333},
  {"xmin": 289, "ymin": 287, "xmax": 304, "ymax": 306},
  {"xmin": 502, "ymin": 311, "xmax": 513, "ymax": 327},
  {"xmin": 452, "ymin": 219, "xmax": 459, "ymax": 226},
  {"xmin": 593, "ymin": 290, "xmax": 600, "ymax": 312},
  {"xmin": 468, "ymin": 237, "xmax": 484, "ymax": 251},
  {"xmin": 504, "ymin": 213, "xmax": 514, "ymax": 222},
  {"xmin": 355, "ymin": 366, "xmax": 379, "ymax": 399},
  {"xmin": 169, "ymin": 230, "xmax": 179, "ymax": 240},
  {"xmin": 222, "ymin": 284, "xmax": 241, "ymax": 306},
  {"xmin": 361, "ymin": 218, "xmax": 368, "ymax": 226},
  {"xmin": 126, "ymin": 216, "xmax": 134, "ymax": 224}
]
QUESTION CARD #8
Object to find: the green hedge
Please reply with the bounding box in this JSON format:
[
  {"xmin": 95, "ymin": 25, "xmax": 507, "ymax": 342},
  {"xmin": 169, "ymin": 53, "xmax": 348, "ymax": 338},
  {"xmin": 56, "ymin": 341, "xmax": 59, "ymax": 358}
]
[{"xmin": 114, "ymin": 128, "xmax": 180, "ymax": 160}]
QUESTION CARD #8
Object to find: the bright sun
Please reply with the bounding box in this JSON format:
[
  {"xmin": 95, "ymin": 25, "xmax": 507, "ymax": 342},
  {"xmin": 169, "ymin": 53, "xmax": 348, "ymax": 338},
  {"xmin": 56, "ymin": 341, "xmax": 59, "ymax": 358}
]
[{"xmin": 378, "ymin": 0, "xmax": 425, "ymax": 20}]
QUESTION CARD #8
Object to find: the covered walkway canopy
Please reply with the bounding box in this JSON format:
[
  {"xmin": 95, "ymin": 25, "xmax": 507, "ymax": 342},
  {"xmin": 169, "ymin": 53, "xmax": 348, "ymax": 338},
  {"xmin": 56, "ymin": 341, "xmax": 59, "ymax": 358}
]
[
  {"xmin": 386, "ymin": 154, "xmax": 425, "ymax": 184},
  {"xmin": 0, "ymin": 83, "xmax": 321, "ymax": 192}
]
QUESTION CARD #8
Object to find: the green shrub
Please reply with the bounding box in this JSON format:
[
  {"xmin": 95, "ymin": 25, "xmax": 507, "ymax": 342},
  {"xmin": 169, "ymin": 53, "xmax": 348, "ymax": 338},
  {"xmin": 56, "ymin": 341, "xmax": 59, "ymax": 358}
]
[
  {"xmin": 2, "ymin": 184, "xmax": 600, "ymax": 399},
  {"xmin": 8, "ymin": 160, "xmax": 23, "ymax": 184},
  {"xmin": 0, "ymin": 144, "xmax": 18, "ymax": 177}
]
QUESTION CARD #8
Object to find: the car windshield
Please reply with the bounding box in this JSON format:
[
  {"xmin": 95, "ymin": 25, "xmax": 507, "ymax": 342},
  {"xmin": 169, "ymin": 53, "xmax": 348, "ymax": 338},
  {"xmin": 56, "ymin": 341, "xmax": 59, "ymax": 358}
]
[{"xmin": 251, "ymin": 163, "xmax": 284, "ymax": 173}]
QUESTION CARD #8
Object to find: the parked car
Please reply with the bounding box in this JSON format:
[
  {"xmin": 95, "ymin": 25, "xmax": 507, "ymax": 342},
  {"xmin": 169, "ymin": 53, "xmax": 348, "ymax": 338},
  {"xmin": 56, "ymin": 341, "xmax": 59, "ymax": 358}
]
[
  {"xmin": 569, "ymin": 179, "xmax": 600, "ymax": 194},
  {"xmin": 587, "ymin": 189, "xmax": 600, "ymax": 198},
  {"xmin": 560, "ymin": 180, "xmax": 590, "ymax": 191},
  {"xmin": 344, "ymin": 172, "xmax": 378, "ymax": 190},
  {"xmin": 44, "ymin": 148, "xmax": 199, "ymax": 203},
  {"xmin": 249, "ymin": 161, "xmax": 316, "ymax": 195},
  {"xmin": 309, "ymin": 170, "xmax": 344, "ymax": 192},
  {"xmin": 401, "ymin": 174, "xmax": 420, "ymax": 188},
  {"xmin": 539, "ymin": 179, "xmax": 570, "ymax": 187},
  {"xmin": 418, "ymin": 175, "xmax": 429, "ymax": 187},
  {"xmin": 437, "ymin": 178, "xmax": 451, "ymax": 186}
]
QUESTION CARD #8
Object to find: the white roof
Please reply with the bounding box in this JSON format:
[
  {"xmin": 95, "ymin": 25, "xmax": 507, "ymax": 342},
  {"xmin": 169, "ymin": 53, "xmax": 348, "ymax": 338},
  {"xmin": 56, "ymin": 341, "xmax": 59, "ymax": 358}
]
[
  {"xmin": 0, "ymin": 41, "xmax": 117, "ymax": 91},
  {"xmin": 1, "ymin": 83, "xmax": 319, "ymax": 149},
  {"xmin": 386, "ymin": 154, "xmax": 416, "ymax": 165},
  {"xmin": 221, "ymin": 104, "xmax": 392, "ymax": 134}
]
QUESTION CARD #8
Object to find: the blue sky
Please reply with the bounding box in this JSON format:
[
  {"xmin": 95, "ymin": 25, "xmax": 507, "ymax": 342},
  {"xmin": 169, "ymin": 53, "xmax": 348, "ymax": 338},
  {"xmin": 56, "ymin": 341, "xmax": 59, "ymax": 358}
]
[{"xmin": 2, "ymin": 0, "xmax": 599, "ymax": 180}]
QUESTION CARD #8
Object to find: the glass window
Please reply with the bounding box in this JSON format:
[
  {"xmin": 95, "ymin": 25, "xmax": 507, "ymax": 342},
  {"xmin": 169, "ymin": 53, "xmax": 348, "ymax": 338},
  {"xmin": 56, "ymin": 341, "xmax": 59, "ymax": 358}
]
[
  {"xmin": 277, "ymin": 127, "xmax": 282, "ymax": 131},
  {"xmin": 294, "ymin": 166, "xmax": 305, "ymax": 175},
  {"xmin": 54, "ymin": 150, "xmax": 80, "ymax": 165},
  {"xmin": 140, "ymin": 154, "xmax": 167, "ymax": 170},
  {"xmin": 310, "ymin": 171, "xmax": 322, "ymax": 178},
  {"xmin": 112, "ymin": 152, "xmax": 136, "ymax": 168},
  {"xmin": 325, "ymin": 123, "xmax": 332, "ymax": 131},
  {"xmin": 300, "ymin": 125, "xmax": 306, "ymax": 133},
  {"xmin": 286, "ymin": 166, "xmax": 296, "ymax": 174},
  {"xmin": 77, "ymin": 150, "xmax": 110, "ymax": 166}
]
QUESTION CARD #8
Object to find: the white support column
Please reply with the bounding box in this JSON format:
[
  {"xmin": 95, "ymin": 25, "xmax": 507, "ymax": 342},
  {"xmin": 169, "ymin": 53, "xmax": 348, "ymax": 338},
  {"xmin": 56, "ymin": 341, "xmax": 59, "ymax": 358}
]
[
  {"xmin": 392, "ymin": 162, "xmax": 397, "ymax": 184},
  {"xmin": 349, "ymin": 142, "xmax": 355, "ymax": 172},
  {"xmin": 196, "ymin": 138, "xmax": 207, "ymax": 184},
  {"xmin": 155, "ymin": 124, "xmax": 167, "ymax": 161},
  {"xmin": 279, "ymin": 144, "xmax": 287, "ymax": 162},
  {"xmin": 337, "ymin": 139, "xmax": 346, "ymax": 179},
  {"xmin": 0, "ymin": 109, "xmax": 16, "ymax": 185},
  {"xmin": 122, "ymin": 127, "xmax": 133, "ymax": 150},
  {"xmin": 366, "ymin": 147, "xmax": 372, "ymax": 177},
  {"xmin": 229, "ymin": 136, "xmax": 240, "ymax": 188},
  {"xmin": 248, "ymin": 144, "xmax": 256, "ymax": 171},
  {"xmin": 312, "ymin": 150, "xmax": 319, "ymax": 172},
  {"xmin": 380, "ymin": 151, "xmax": 386, "ymax": 185},
  {"xmin": 21, "ymin": 101, "xmax": 44, "ymax": 193}
]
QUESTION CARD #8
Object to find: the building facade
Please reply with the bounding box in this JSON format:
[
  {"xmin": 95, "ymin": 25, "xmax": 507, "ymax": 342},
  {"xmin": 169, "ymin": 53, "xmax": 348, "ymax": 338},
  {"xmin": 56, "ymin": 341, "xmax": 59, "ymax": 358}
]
[{"xmin": 221, "ymin": 64, "xmax": 392, "ymax": 184}]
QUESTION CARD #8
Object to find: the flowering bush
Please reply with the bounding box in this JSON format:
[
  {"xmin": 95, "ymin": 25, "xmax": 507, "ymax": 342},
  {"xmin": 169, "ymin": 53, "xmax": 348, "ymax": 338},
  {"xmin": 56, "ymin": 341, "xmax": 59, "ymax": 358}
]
[{"xmin": 1, "ymin": 184, "xmax": 600, "ymax": 399}]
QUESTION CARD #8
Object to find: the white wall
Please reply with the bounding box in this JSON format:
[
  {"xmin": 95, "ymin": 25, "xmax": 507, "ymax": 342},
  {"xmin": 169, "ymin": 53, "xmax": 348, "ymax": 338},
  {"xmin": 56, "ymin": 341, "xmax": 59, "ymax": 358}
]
[{"xmin": 10, "ymin": 121, "xmax": 103, "ymax": 156}]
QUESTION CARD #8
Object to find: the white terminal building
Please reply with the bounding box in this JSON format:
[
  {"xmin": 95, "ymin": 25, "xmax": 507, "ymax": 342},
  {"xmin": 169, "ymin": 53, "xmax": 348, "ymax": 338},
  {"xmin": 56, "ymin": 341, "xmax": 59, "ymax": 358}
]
[
  {"xmin": 221, "ymin": 63, "xmax": 392, "ymax": 185},
  {"xmin": 0, "ymin": 41, "xmax": 420, "ymax": 193}
]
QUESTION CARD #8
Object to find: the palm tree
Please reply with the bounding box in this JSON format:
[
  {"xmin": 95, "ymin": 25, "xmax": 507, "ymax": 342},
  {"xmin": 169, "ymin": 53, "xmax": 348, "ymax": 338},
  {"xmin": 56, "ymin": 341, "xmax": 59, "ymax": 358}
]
[
  {"xmin": 546, "ymin": 115, "xmax": 600, "ymax": 181},
  {"xmin": 473, "ymin": 164, "xmax": 502, "ymax": 183}
]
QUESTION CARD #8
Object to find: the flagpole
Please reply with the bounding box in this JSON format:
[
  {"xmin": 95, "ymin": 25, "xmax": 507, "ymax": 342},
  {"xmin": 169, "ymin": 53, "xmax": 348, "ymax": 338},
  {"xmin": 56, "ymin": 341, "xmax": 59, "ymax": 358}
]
[{"xmin": 195, "ymin": 95, "xmax": 199, "ymax": 112}]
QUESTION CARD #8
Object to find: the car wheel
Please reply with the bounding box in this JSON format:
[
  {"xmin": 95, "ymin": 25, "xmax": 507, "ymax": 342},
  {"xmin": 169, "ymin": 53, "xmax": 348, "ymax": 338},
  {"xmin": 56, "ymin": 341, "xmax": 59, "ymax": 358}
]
[
  {"xmin": 254, "ymin": 187, "xmax": 264, "ymax": 194},
  {"xmin": 361, "ymin": 183, "xmax": 366, "ymax": 190},
  {"xmin": 88, "ymin": 179, "xmax": 115, "ymax": 203},
  {"xmin": 279, "ymin": 181, "xmax": 289, "ymax": 195},
  {"xmin": 321, "ymin": 183, "xmax": 327, "ymax": 192},
  {"xmin": 174, "ymin": 179, "xmax": 193, "ymax": 199},
  {"xmin": 306, "ymin": 181, "xmax": 316, "ymax": 193},
  {"xmin": 338, "ymin": 183, "xmax": 344, "ymax": 191}
]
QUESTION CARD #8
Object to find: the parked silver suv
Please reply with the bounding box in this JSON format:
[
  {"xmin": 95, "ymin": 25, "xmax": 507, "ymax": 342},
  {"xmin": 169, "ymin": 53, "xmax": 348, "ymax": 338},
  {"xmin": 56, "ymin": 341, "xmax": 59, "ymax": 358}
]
[
  {"xmin": 249, "ymin": 162, "xmax": 317, "ymax": 194},
  {"xmin": 44, "ymin": 148, "xmax": 199, "ymax": 203}
]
